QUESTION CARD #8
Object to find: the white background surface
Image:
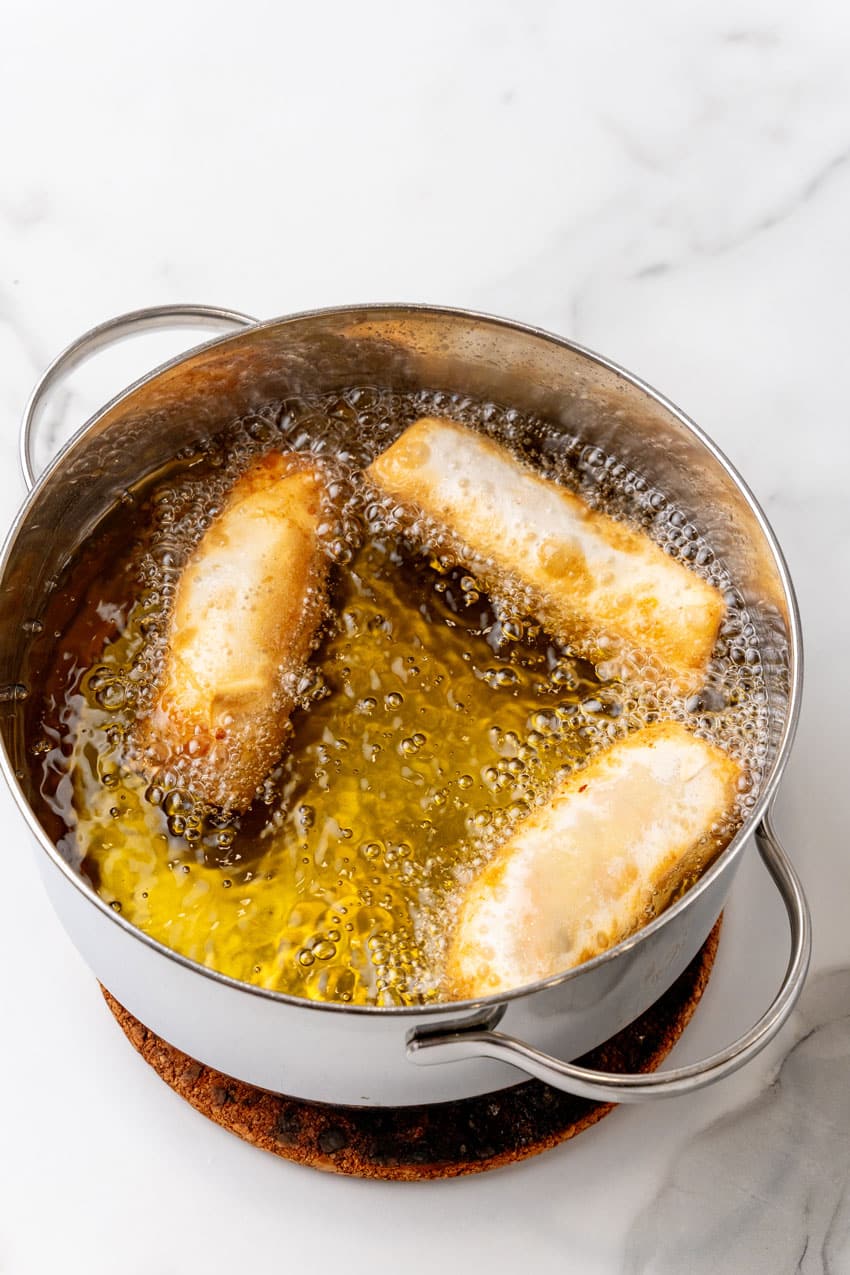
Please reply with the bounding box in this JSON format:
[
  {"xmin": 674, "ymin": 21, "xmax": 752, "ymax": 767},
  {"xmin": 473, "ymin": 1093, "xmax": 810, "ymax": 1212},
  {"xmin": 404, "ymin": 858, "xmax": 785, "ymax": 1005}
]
[{"xmin": 1, "ymin": 3, "xmax": 848, "ymax": 1272}]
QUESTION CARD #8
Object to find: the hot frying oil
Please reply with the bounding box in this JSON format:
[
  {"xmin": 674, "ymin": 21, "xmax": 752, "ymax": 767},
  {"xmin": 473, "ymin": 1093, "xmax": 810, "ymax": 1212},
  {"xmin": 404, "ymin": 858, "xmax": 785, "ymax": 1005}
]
[
  {"xmin": 31, "ymin": 389, "xmax": 769, "ymax": 1006},
  {"xmin": 51, "ymin": 539, "xmax": 611, "ymax": 1005}
]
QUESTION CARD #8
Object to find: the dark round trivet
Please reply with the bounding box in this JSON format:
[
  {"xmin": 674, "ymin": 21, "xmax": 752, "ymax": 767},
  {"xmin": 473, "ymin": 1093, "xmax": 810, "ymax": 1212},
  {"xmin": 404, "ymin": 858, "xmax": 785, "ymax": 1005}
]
[{"xmin": 103, "ymin": 916, "xmax": 721, "ymax": 1180}]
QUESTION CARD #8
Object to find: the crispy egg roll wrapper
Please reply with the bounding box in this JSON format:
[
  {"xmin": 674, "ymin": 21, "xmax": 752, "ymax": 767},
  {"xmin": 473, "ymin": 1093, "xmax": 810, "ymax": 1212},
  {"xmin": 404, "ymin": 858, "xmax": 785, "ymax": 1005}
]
[
  {"xmin": 367, "ymin": 418, "xmax": 725, "ymax": 693},
  {"xmin": 137, "ymin": 453, "xmax": 328, "ymax": 811},
  {"xmin": 445, "ymin": 722, "xmax": 742, "ymax": 998}
]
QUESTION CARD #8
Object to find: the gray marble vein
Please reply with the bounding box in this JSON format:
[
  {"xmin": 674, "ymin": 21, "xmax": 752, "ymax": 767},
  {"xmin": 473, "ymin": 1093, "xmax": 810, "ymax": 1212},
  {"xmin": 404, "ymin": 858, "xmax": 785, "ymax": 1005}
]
[
  {"xmin": 625, "ymin": 969, "xmax": 850, "ymax": 1274},
  {"xmin": 697, "ymin": 147, "xmax": 850, "ymax": 259},
  {"xmin": 722, "ymin": 29, "xmax": 782, "ymax": 48},
  {"xmin": 0, "ymin": 289, "xmax": 46, "ymax": 384}
]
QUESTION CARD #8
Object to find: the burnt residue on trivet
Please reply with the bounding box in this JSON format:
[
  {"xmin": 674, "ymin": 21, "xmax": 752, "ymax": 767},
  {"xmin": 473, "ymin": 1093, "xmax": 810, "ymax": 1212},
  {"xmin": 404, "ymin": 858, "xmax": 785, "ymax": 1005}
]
[{"xmin": 103, "ymin": 917, "xmax": 721, "ymax": 1181}]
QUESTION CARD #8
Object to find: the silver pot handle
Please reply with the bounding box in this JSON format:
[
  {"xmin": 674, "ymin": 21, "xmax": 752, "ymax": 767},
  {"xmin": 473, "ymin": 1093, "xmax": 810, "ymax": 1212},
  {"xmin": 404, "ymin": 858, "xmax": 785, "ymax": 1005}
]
[
  {"xmin": 408, "ymin": 812, "xmax": 811, "ymax": 1102},
  {"xmin": 20, "ymin": 303, "xmax": 258, "ymax": 491}
]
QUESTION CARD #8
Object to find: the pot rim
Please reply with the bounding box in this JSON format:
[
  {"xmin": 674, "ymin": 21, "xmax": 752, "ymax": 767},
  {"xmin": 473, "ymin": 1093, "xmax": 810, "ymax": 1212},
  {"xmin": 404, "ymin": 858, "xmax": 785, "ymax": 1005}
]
[{"xmin": 0, "ymin": 301, "xmax": 803, "ymax": 1018}]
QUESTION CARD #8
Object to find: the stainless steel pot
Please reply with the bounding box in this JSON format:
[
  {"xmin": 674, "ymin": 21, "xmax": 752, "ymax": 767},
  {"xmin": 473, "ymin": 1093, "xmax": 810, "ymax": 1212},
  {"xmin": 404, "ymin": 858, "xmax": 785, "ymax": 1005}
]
[{"xmin": 0, "ymin": 304, "xmax": 810, "ymax": 1107}]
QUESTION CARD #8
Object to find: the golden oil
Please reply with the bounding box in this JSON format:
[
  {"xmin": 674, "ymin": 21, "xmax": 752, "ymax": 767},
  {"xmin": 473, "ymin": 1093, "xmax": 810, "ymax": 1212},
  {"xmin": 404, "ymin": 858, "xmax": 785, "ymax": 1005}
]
[
  {"xmin": 53, "ymin": 534, "xmax": 611, "ymax": 1006},
  {"xmin": 29, "ymin": 388, "xmax": 769, "ymax": 1006}
]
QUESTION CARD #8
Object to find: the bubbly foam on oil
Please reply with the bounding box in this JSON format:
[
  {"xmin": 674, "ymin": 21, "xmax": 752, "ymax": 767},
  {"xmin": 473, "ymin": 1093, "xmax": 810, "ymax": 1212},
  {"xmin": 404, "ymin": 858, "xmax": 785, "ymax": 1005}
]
[{"xmin": 32, "ymin": 388, "xmax": 769, "ymax": 1006}]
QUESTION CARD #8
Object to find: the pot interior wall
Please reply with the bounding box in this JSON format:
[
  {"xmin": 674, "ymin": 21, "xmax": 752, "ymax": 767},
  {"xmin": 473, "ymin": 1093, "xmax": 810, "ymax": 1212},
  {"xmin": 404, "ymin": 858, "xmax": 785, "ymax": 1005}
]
[{"xmin": 0, "ymin": 306, "xmax": 793, "ymax": 834}]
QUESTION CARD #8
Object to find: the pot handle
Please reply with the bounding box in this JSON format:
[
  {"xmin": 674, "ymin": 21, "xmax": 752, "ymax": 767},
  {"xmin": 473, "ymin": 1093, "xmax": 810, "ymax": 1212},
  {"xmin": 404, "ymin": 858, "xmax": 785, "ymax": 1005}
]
[
  {"xmin": 19, "ymin": 304, "xmax": 258, "ymax": 491},
  {"xmin": 407, "ymin": 812, "xmax": 811, "ymax": 1102}
]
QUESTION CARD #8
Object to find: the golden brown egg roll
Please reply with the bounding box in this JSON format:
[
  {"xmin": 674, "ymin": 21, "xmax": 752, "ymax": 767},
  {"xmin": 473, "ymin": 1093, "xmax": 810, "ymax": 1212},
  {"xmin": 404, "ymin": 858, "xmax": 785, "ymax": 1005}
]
[
  {"xmin": 366, "ymin": 417, "xmax": 725, "ymax": 693},
  {"xmin": 445, "ymin": 722, "xmax": 742, "ymax": 999},
  {"xmin": 136, "ymin": 453, "xmax": 329, "ymax": 810}
]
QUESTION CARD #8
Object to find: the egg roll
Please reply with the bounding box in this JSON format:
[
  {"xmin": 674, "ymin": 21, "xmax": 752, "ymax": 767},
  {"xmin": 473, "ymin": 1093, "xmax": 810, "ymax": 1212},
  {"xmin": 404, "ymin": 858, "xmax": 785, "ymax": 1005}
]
[
  {"xmin": 136, "ymin": 453, "xmax": 329, "ymax": 810},
  {"xmin": 445, "ymin": 722, "xmax": 742, "ymax": 999},
  {"xmin": 366, "ymin": 418, "xmax": 724, "ymax": 693}
]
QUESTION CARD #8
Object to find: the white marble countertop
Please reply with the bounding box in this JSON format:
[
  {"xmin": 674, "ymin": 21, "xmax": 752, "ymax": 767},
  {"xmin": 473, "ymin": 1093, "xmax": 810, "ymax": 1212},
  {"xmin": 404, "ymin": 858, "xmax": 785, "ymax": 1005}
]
[{"xmin": 2, "ymin": 3, "xmax": 848, "ymax": 1271}]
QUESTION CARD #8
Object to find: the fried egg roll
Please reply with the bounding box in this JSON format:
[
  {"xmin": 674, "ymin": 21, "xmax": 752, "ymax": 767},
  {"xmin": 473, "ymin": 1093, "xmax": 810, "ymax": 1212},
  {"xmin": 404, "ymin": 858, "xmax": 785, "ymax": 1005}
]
[
  {"xmin": 137, "ymin": 453, "xmax": 329, "ymax": 811},
  {"xmin": 445, "ymin": 722, "xmax": 742, "ymax": 999},
  {"xmin": 367, "ymin": 418, "xmax": 725, "ymax": 693}
]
